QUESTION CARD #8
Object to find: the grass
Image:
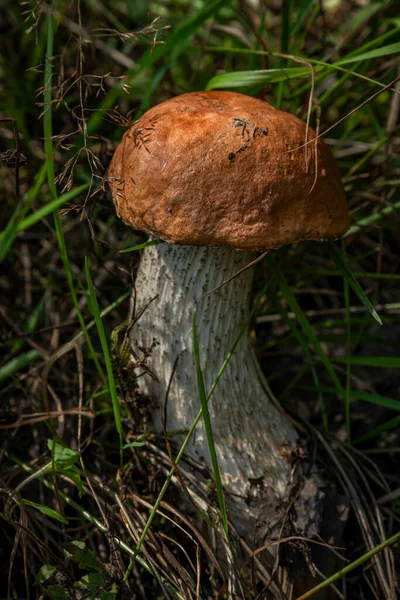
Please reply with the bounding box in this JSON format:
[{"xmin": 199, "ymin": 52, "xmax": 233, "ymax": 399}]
[{"xmin": 1, "ymin": 0, "xmax": 400, "ymax": 598}]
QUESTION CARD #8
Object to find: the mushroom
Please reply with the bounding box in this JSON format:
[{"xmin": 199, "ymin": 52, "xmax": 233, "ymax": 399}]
[{"xmin": 108, "ymin": 91, "xmax": 349, "ymax": 539}]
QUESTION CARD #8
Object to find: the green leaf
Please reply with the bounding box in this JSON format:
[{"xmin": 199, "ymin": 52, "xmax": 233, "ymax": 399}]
[
  {"xmin": 64, "ymin": 539, "xmax": 86, "ymax": 557},
  {"xmin": 123, "ymin": 441, "xmax": 145, "ymax": 449},
  {"xmin": 327, "ymin": 243, "xmax": 382, "ymax": 325},
  {"xmin": 64, "ymin": 541, "xmax": 104, "ymax": 572},
  {"xmin": 20, "ymin": 499, "xmax": 68, "ymax": 524},
  {"xmin": 45, "ymin": 586, "xmax": 70, "ymax": 600},
  {"xmin": 37, "ymin": 564, "xmax": 58, "ymax": 584},
  {"xmin": 75, "ymin": 572, "xmax": 105, "ymax": 590},
  {"xmin": 47, "ymin": 439, "xmax": 80, "ymax": 469},
  {"xmin": 206, "ymin": 66, "xmax": 323, "ymax": 90},
  {"xmin": 333, "ymin": 356, "xmax": 400, "ymax": 368},
  {"xmin": 98, "ymin": 591, "xmax": 118, "ymax": 600}
]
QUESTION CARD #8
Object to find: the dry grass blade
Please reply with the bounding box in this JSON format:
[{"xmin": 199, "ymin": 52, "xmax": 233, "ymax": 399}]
[
  {"xmin": 313, "ymin": 430, "xmax": 397, "ymax": 599},
  {"xmin": 0, "ymin": 407, "xmax": 95, "ymax": 430},
  {"xmin": 204, "ymin": 250, "xmax": 270, "ymax": 297}
]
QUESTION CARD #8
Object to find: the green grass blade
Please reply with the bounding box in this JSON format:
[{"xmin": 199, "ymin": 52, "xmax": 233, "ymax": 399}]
[
  {"xmin": 327, "ymin": 243, "xmax": 382, "ymax": 325},
  {"xmin": 345, "ymin": 199, "xmax": 400, "ymax": 237},
  {"xmin": 20, "ymin": 499, "xmax": 68, "ymax": 524},
  {"xmin": 85, "ymin": 257, "xmax": 123, "ymax": 462},
  {"xmin": 296, "ymin": 530, "xmax": 400, "ymax": 600},
  {"xmin": 343, "ymin": 254, "xmax": 351, "ymax": 444},
  {"xmin": 300, "ymin": 385, "xmax": 400, "ymax": 412},
  {"xmin": 268, "ymin": 256, "xmax": 345, "ymax": 399},
  {"xmin": 120, "ymin": 238, "xmax": 162, "ymax": 253},
  {"xmin": 269, "ymin": 286, "xmax": 329, "ymax": 431},
  {"xmin": 291, "ymin": 0, "xmax": 315, "ymax": 35},
  {"xmin": 354, "ymin": 415, "xmax": 400, "ymax": 444},
  {"xmin": 206, "ymin": 66, "xmax": 323, "ymax": 90},
  {"xmin": 337, "ymin": 42, "xmax": 400, "ymax": 65},
  {"xmin": 192, "ymin": 313, "xmax": 229, "ymax": 537},
  {"xmin": 16, "ymin": 183, "xmax": 89, "ymax": 232},
  {"xmin": 0, "ymin": 164, "xmax": 47, "ymax": 263},
  {"xmin": 205, "ymin": 46, "xmax": 390, "ymax": 91},
  {"xmin": 0, "ymin": 350, "xmax": 41, "ymax": 383},
  {"xmin": 333, "ymin": 356, "xmax": 400, "ymax": 368},
  {"xmin": 54, "ymin": 217, "xmax": 106, "ymax": 381},
  {"xmin": 275, "ymin": 0, "xmax": 292, "ymax": 107}
]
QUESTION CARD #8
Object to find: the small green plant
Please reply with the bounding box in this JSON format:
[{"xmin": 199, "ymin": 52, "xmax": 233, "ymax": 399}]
[{"xmin": 37, "ymin": 541, "xmax": 127, "ymax": 600}]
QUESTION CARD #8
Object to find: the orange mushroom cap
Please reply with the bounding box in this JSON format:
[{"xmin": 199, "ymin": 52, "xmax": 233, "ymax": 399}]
[{"xmin": 108, "ymin": 91, "xmax": 349, "ymax": 250}]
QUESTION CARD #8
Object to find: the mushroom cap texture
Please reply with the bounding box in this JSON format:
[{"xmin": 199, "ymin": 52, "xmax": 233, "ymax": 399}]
[{"xmin": 108, "ymin": 91, "xmax": 349, "ymax": 250}]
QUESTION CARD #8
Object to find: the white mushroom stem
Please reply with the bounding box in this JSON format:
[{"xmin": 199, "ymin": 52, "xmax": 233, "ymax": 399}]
[{"xmin": 131, "ymin": 243, "xmax": 300, "ymax": 503}]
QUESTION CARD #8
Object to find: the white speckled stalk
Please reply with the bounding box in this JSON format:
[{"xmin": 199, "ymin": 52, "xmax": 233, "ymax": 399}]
[{"xmin": 131, "ymin": 243, "xmax": 299, "ymax": 501}]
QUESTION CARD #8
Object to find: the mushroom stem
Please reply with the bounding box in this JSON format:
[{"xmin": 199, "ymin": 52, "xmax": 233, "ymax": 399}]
[{"xmin": 131, "ymin": 243, "xmax": 301, "ymax": 505}]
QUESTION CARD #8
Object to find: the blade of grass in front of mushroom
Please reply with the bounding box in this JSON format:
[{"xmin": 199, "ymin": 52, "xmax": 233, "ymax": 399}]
[
  {"xmin": 124, "ymin": 261, "xmax": 281, "ymax": 576},
  {"xmin": 192, "ymin": 313, "xmax": 229, "ymax": 538},
  {"xmin": 120, "ymin": 238, "xmax": 163, "ymax": 253},
  {"xmin": 327, "ymin": 243, "xmax": 382, "ymax": 326},
  {"xmin": 268, "ymin": 286, "xmax": 329, "ymax": 431},
  {"xmin": 85, "ymin": 256, "xmax": 123, "ymax": 466},
  {"xmin": 43, "ymin": 2, "xmax": 105, "ymax": 383}
]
